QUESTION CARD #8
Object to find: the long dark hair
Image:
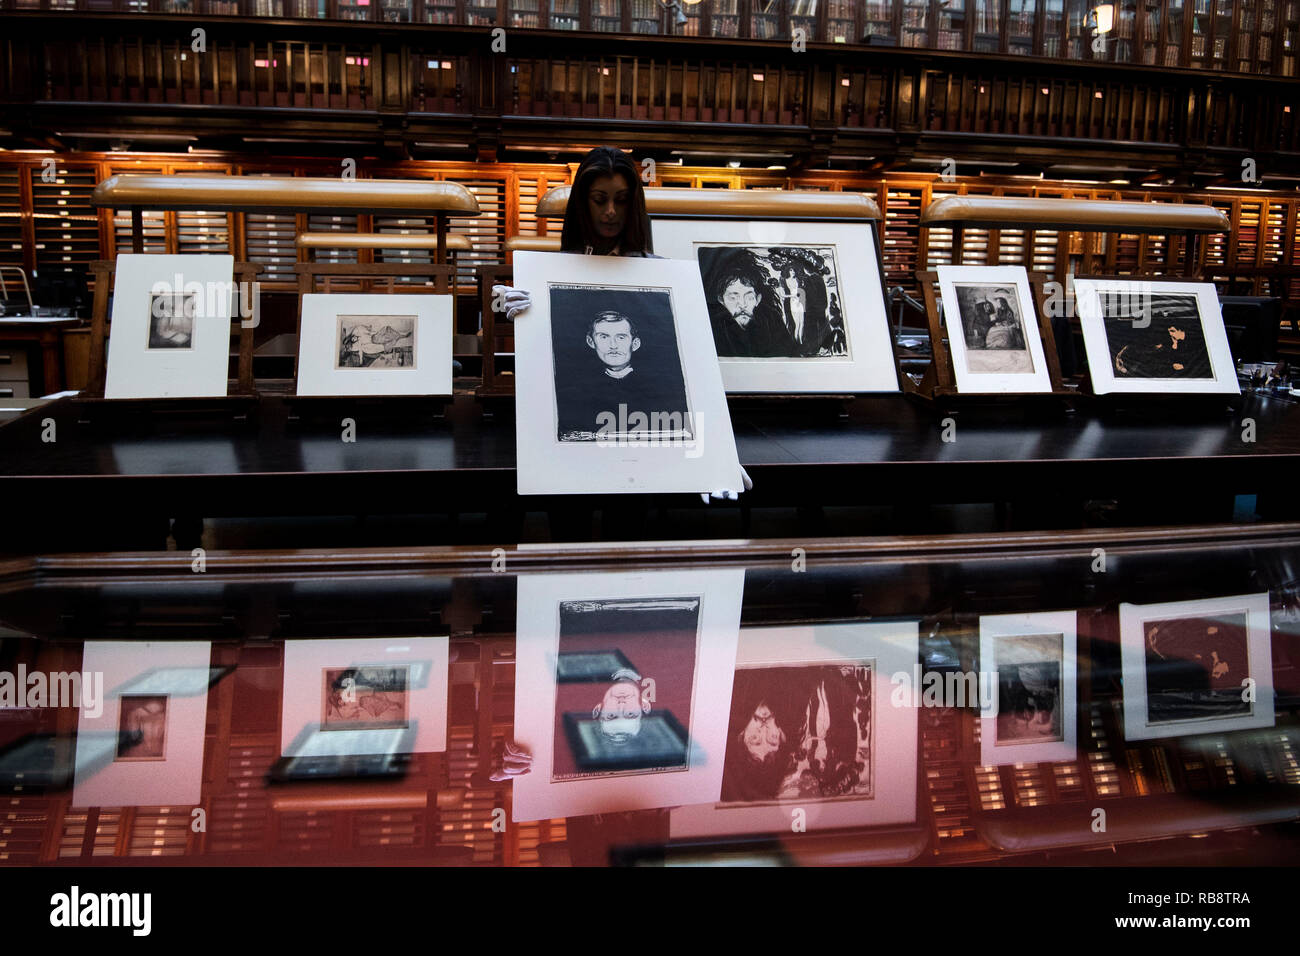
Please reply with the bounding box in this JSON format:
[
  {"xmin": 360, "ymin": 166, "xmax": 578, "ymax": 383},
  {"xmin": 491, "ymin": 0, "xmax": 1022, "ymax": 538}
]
[{"xmin": 561, "ymin": 146, "xmax": 653, "ymax": 255}]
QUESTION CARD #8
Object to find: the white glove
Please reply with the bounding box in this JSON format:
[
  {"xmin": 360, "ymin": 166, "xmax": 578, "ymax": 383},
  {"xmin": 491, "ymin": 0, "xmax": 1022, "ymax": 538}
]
[
  {"xmin": 488, "ymin": 739, "xmax": 533, "ymax": 781},
  {"xmin": 701, "ymin": 466, "xmax": 753, "ymax": 504},
  {"xmin": 491, "ymin": 284, "xmax": 532, "ymax": 321}
]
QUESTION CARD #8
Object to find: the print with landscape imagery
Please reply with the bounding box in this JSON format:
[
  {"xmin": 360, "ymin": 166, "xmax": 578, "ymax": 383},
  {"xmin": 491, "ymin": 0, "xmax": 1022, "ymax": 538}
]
[
  {"xmin": 336, "ymin": 314, "xmax": 416, "ymax": 369},
  {"xmin": 1143, "ymin": 612, "xmax": 1250, "ymax": 726},
  {"xmin": 952, "ymin": 283, "xmax": 1034, "ymax": 373},
  {"xmin": 1103, "ymin": 292, "xmax": 1213, "ymax": 379}
]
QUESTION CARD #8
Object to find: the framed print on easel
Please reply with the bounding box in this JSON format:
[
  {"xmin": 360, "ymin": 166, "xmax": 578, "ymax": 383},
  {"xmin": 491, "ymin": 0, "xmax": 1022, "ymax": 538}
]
[
  {"xmin": 935, "ymin": 266, "xmax": 1055, "ymax": 394},
  {"xmin": 103, "ymin": 254, "xmax": 236, "ymax": 399},
  {"xmin": 1074, "ymin": 279, "xmax": 1240, "ymax": 396},
  {"xmin": 652, "ymin": 219, "xmax": 898, "ymax": 394},
  {"xmin": 295, "ymin": 293, "xmax": 454, "ymax": 397}
]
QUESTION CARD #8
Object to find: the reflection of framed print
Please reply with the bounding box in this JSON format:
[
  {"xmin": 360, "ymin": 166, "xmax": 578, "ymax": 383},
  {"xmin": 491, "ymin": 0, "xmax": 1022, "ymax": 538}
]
[
  {"xmin": 320, "ymin": 666, "xmax": 410, "ymax": 731},
  {"xmin": 280, "ymin": 638, "xmax": 449, "ymax": 757},
  {"xmin": 296, "ymin": 294, "xmax": 453, "ymax": 396},
  {"xmin": 114, "ymin": 695, "xmax": 168, "ymax": 761},
  {"xmin": 73, "ymin": 641, "xmax": 212, "ymax": 807},
  {"xmin": 564, "ymin": 710, "xmax": 690, "ymax": 772},
  {"xmin": 651, "ymin": 219, "xmax": 897, "ymax": 394},
  {"xmin": 1074, "ymin": 279, "xmax": 1239, "ymax": 395},
  {"xmin": 513, "ymin": 569, "xmax": 744, "ymax": 822},
  {"xmin": 104, "ymin": 254, "xmax": 235, "ymax": 399},
  {"xmin": 670, "ymin": 621, "xmax": 919, "ymax": 839},
  {"xmin": 937, "ymin": 266, "xmax": 1053, "ymax": 394},
  {"xmin": 1120, "ymin": 593, "xmax": 1273, "ymax": 741},
  {"xmin": 512, "ymin": 252, "xmax": 744, "ymax": 495},
  {"xmin": 978, "ymin": 611, "xmax": 1077, "ymax": 766}
]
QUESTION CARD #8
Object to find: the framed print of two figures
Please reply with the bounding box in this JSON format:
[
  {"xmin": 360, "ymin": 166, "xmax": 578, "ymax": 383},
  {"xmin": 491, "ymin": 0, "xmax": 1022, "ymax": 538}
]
[{"xmin": 652, "ymin": 219, "xmax": 899, "ymax": 395}]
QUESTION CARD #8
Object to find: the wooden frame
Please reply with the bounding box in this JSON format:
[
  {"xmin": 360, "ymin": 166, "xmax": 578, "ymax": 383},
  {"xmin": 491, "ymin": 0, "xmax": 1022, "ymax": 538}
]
[{"xmin": 915, "ymin": 268, "xmax": 1068, "ymax": 396}]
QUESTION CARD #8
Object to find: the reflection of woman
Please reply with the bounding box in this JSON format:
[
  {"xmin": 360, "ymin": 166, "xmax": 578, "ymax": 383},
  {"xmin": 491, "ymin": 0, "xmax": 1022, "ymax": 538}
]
[{"xmin": 491, "ymin": 147, "xmax": 658, "ymax": 325}]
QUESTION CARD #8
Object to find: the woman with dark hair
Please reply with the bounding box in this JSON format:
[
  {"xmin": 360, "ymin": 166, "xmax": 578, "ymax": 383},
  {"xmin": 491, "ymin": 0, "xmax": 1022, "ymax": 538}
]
[
  {"xmin": 560, "ymin": 146, "xmax": 654, "ymax": 256},
  {"xmin": 494, "ymin": 146, "xmax": 750, "ymax": 504},
  {"xmin": 493, "ymin": 146, "xmax": 656, "ymax": 321}
]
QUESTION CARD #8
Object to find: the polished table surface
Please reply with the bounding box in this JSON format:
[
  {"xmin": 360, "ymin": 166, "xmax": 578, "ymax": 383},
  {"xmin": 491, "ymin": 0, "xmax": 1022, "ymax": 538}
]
[
  {"xmin": 0, "ymin": 526, "xmax": 1295, "ymax": 867},
  {"xmin": 0, "ymin": 392, "xmax": 1295, "ymax": 520}
]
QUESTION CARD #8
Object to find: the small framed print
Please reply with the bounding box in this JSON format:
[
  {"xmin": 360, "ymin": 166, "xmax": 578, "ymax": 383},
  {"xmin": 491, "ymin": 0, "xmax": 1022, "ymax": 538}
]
[
  {"xmin": 280, "ymin": 638, "xmax": 449, "ymax": 758},
  {"xmin": 104, "ymin": 254, "xmax": 235, "ymax": 399},
  {"xmin": 512, "ymin": 568, "xmax": 744, "ymax": 822},
  {"xmin": 73, "ymin": 641, "xmax": 212, "ymax": 808},
  {"xmin": 114, "ymin": 695, "xmax": 168, "ymax": 761},
  {"xmin": 512, "ymin": 252, "xmax": 744, "ymax": 495},
  {"xmin": 936, "ymin": 266, "xmax": 1054, "ymax": 394},
  {"xmin": 295, "ymin": 294, "xmax": 453, "ymax": 396},
  {"xmin": 651, "ymin": 219, "xmax": 898, "ymax": 394},
  {"xmin": 978, "ymin": 611, "xmax": 1078, "ymax": 766},
  {"xmin": 670, "ymin": 621, "xmax": 920, "ymax": 839},
  {"xmin": 1073, "ymin": 279, "xmax": 1240, "ymax": 395},
  {"xmin": 1120, "ymin": 593, "xmax": 1274, "ymax": 741}
]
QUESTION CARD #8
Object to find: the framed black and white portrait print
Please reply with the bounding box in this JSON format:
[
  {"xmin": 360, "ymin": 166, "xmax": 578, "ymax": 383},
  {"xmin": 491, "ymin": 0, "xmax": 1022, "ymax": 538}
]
[
  {"xmin": 296, "ymin": 294, "xmax": 453, "ymax": 396},
  {"xmin": 670, "ymin": 621, "xmax": 919, "ymax": 840},
  {"xmin": 104, "ymin": 254, "xmax": 235, "ymax": 399},
  {"xmin": 1074, "ymin": 279, "xmax": 1239, "ymax": 395},
  {"xmin": 511, "ymin": 252, "xmax": 744, "ymax": 496},
  {"xmin": 1120, "ymin": 593, "xmax": 1273, "ymax": 741},
  {"xmin": 652, "ymin": 219, "xmax": 898, "ymax": 394},
  {"xmin": 937, "ymin": 266, "xmax": 1054, "ymax": 393},
  {"xmin": 512, "ymin": 569, "xmax": 744, "ymax": 822},
  {"xmin": 979, "ymin": 611, "xmax": 1077, "ymax": 766}
]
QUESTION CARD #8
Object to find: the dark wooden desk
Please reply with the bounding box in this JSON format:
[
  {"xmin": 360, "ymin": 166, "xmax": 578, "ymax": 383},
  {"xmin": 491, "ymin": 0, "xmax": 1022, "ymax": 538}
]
[
  {"xmin": 0, "ymin": 392, "xmax": 1293, "ymax": 505},
  {"xmin": 0, "ymin": 391, "xmax": 1295, "ymax": 550},
  {"xmin": 0, "ymin": 316, "xmax": 79, "ymax": 396}
]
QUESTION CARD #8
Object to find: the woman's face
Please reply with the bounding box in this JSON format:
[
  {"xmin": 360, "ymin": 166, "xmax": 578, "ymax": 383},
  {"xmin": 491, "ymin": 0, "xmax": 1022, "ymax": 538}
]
[{"xmin": 587, "ymin": 172, "xmax": 631, "ymax": 242}]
